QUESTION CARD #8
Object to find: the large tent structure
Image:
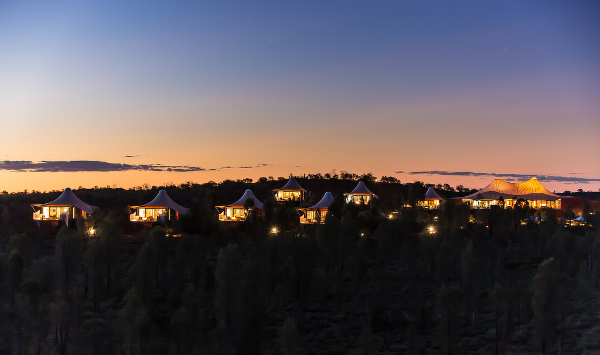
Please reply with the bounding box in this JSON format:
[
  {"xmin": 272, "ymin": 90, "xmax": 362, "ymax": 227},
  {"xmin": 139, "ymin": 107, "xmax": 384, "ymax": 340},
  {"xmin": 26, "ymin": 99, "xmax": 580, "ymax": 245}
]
[
  {"xmin": 216, "ymin": 189, "xmax": 264, "ymax": 221},
  {"xmin": 130, "ymin": 190, "xmax": 189, "ymax": 223},
  {"xmin": 420, "ymin": 187, "xmax": 444, "ymax": 209},
  {"xmin": 345, "ymin": 181, "xmax": 378, "ymax": 205},
  {"xmin": 459, "ymin": 177, "xmax": 562, "ymax": 209},
  {"xmin": 32, "ymin": 188, "xmax": 96, "ymax": 225},
  {"xmin": 297, "ymin": 192, "xmax": 334, "ymax": 224},
  {"xmin": 273, "ymin": 176, "xmax": 307, "ymax": 202}
]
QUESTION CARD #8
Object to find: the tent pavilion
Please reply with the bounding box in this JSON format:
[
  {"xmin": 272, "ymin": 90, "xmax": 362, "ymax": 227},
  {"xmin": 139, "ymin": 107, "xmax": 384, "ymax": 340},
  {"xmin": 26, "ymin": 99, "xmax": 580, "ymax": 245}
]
[
  {"xmin": 273, "ymin": 176, "xmax": 307, "ymax": 202},
  {"xmin": 130, "ymin": 190, "xmax": 189, "ymax": 223},
  {"xmin": 32, "ymin": 188, "xmax": 96, "ymax": 225},
  {"xmin": 420, "ymin": 187, "xmax": 444, "ymax": 209},
  {"xmin": 297, "ymin": 192, "xmax": 334, "ymax": 224},
  {"xmin": 345, "ymin": 181, "xmax": 378, "ymax": 205},
  {"xmin": 459, "ymin": 177, "xmax": 562, "ymax": 209},
  {"xmin": 216, "ymin": 189, "xmax": 264, "ymax": 222}
]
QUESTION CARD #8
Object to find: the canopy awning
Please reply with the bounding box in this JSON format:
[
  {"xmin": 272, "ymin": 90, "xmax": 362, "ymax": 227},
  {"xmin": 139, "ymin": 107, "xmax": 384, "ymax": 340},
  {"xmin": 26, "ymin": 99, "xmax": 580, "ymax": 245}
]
[
  {"xmin": 346, "ymin": 181, "xmax": 378, "ymax": 198},
  {"xmin": 33, "ymin": 188, "xmax": 97, "ymax": 214},
  {"xmin": 219, "ymin": 189, "xmax": 264, "ymax": 210},
  {"xmin": 424, "ymin": 187, "xmax": 444, "ymax": 200},
  {"xmin": 460, "ymin": 177, "xmax": 561, "ymax": 201},
  {"xmin": 302, "ymin": 192, "xmax": 334, "ymax": 210},
  {"xmin": 274, "ymin": 176, "xmax": 306, "ymax": 191},
  {"xmin": 135, "ymin": 190, "xmax": 189, "ymax": 215}
]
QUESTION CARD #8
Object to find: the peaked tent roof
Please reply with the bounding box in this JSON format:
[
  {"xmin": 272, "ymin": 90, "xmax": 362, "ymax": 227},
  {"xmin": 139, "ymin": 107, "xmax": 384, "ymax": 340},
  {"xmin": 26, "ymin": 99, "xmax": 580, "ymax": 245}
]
[
  {"xmin": 460, "ymin": 177, "xmax": 561, "ymax": 201},
  {"xmin": 424, "ymin": 187, "xmax": 444, "ymax": 200},
  {"xmin": 140, "ymin": 190, "xmax": 189, "ymax": 215},
  {"xmin": 37, "ymin": 188, "xmax": 97, "ymax": 214},
  {"xmin": 274, "ymin": 176, "xmax": 306, "ymax": 191},
  {"xmin": 515, "ymin": 178, "xmax": 561, "ymax": 201},
  {"xmin": 347, "ymin": 181, "xmax": 378, "ymax": 197},
  {"xmin": 304, "ymin": 192, "xmax": 334, "ymax": 210},
  {"xmin": 460, "ymin": 178, "xmax": 519, "ymax": 200},
  {"xmin": 226, "ymin": 189, "xmax": 264, "ymax": 210}
]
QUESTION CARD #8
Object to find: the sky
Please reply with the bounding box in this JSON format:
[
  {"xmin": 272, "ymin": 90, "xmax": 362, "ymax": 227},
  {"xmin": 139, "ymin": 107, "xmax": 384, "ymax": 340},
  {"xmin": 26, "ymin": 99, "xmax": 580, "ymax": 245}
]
[{"xmin": 1, "ymin": 1, "xmax": 599, "ymax": 193}]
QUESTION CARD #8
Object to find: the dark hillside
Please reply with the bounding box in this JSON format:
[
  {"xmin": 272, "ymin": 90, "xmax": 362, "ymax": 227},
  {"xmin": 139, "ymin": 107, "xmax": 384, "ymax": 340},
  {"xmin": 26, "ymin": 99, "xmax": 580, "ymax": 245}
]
[{"xmin": 0, "ymin": 175, "xmax": 599, "ymax": 354}]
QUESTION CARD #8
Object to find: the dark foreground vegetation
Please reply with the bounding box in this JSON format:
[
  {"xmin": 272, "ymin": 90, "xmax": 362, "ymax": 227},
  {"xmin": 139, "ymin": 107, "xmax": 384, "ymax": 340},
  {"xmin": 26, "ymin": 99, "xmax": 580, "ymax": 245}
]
[{"xmin": 1, "ymin": 175, "xmax": 599, "ymax": 354}]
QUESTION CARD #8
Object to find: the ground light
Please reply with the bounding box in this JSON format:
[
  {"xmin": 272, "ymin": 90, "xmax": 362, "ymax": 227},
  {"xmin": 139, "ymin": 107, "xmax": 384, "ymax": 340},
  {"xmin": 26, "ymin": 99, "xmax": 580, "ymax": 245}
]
[
  {"xmin": 428, "ymin": 226, "xmax": 435, "ymax": 235},
  {"xmin": 270, "ymin": 227, "xmax": 278, "ymax": 235}
]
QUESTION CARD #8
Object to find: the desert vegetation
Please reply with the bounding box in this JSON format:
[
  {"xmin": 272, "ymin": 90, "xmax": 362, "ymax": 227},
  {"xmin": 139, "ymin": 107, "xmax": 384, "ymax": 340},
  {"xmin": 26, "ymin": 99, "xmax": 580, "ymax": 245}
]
[{"xmin": 0, "ymin": 174, "xmax": 599, "ymax": 354}]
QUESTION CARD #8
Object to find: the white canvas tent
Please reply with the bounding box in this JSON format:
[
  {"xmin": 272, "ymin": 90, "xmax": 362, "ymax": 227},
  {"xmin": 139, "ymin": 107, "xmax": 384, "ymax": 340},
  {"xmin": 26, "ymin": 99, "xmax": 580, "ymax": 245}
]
[
  {"xmin": 32, "ymin": 188, "xmax": 96, "ymax": 224},
  {"xmin": 459, "ymin": 177, "xmax": 561, "ymax": 209},
  {"xmin": 273, "ymin": 176, "xmax": 307, "ymax": 202},
  {"xmin": 217, "ymin": 189, "xmax": 264, "ymax": 221},
  {"xmin": 345, "ymin": 181, "xmax": 377, "ymax": 204},
  {"xmin": 130, "ymin": 190, "xmax": 189, "ymax": 222},
  {"xmin": 298, "ymin": 192, "xmax": 334, "ymax": 224},
  {"xmin": 421, "ymin": 187, "xmax": 444, "ymax": 209}
]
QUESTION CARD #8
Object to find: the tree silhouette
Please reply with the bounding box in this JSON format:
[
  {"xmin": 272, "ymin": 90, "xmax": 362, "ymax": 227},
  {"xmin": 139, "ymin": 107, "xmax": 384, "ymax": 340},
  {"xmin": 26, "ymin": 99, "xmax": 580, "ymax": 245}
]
[
  {"xmin": 214, "ymin": 244, "xmax": 242, "ymax": 331},
  {"xmin": 170, "ymin": 306, "xmax": 191, "ymax": 354},
  {"xmin": 532, "ymin": 257, "xmax": 565, "ymax": 353},
  {"xmin": 8, "ymin": 249, "xmax": 24, "ymax": 306},
  {"xmin": 436, "ymin": 284, "xmax": 464, "ymax": 355},
  {"xmin": 119, "ymin": 287, "xmax": 149, "ymax": 355},
  {"xmin": 461, "ymin": 239, "xmax": 477, "ymax": 316},
  {"xmin": 278, "ymin": 317, "xmax": 300, "ymax": 354},
  {"xmin": 55, "ymin": 228, "xmax": 84, "ymax": 298},
  {"xmin": 492, "ymin": 283, "xmax": 506, "ymax": 355}
]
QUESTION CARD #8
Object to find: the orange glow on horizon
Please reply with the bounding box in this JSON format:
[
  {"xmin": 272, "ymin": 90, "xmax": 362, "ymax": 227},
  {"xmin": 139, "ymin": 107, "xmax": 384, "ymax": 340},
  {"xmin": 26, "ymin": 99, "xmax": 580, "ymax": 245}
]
[{"xmin": 1, "ymin": 166, "xmax": 598, "ymax": 195}]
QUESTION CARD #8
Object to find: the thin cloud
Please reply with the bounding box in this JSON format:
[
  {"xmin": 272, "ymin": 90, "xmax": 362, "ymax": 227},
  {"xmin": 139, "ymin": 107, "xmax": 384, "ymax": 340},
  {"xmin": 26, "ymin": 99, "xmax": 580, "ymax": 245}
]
[
  {"xmin": 219, "ymin": 163, "xmax": 272, "ymax": 170},
  {"xmin": 123, "ymin": 154, "xmax": 150, "ymax": 158},
  {"xmin": 0, "ymin": 160, "xmax": 270, "ymax": 173},
  {"xmin": 397, "ymin": 170, "xmax": 600, "ymax": 184}
]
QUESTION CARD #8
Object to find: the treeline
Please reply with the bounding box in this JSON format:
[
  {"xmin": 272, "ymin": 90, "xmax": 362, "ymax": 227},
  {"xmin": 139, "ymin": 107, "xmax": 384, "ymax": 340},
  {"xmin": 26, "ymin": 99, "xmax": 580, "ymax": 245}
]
[
  {"xmin": 0, "ymin": 173, "xmax": 476, "ymax": 237},
  {"xmin": 0, "ymin": 177, "xmax": 599, "ymax": 354}
]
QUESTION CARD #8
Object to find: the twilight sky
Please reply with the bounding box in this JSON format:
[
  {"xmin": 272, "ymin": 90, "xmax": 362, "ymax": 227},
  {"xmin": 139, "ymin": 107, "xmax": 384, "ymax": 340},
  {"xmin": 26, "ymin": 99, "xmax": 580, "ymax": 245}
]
[{"xmin": 1, "ymin": 1, "xmax": 599, "ymax": 193}]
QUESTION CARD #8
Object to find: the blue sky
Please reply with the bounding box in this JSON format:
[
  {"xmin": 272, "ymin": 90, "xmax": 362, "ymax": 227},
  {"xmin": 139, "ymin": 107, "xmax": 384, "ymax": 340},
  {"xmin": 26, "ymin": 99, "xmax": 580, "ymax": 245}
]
[{"xmin": 0, "ymin": 1, "xmax": 598, "ymax": 192}]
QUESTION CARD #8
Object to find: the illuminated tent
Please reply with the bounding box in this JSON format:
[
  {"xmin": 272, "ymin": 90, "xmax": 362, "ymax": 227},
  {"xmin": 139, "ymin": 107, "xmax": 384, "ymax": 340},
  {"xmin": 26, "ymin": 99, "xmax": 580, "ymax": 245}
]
[
  {"xmin": 425, "ymin": 187, "xmax": 443, "ymax": 200},
  {"xmin": 130, "ymin": 190, "xmax": 189, "ymax": 222},
  {"xmin": 273, "ymin": 176, "xmax": 307, "ymax": 202},
  {"xmin": 39, "ymin": 188, "xmax": 96, "ymax": 214},
  {"xmin": 217, "ymin": 189, "xmax": 264, "ymax": 221},
  {"xmin": 421, "ymin": 187, "xmax": 444, "ymax": 209},
  {"xmin": 514, "ymin": 178, "xmax": 561, "ymax": 201},
  {"xmin": 32, "ymin": 188, "xmax": 96, "ymax": 224},
  {"xmin": 227, "ymin": 189, "xmax": 264, "ymax": 210},
  {"xmin": 141, "ymin": 190, "xmax": 189, "ymax": 214},
  {"xmin": 460, "ymin": 177, "xmax": 561, "ymax": 209},
  {"xmin": 460, "ymin": 178, "xmax": 519, "ymax": 200},
  {"xmin": 345, "ymin": 181, "xmax": 378, "ymax": 204},
  {"xmin": 297, "ymin": 192, "xmax": 334, "ymax": 224}
]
